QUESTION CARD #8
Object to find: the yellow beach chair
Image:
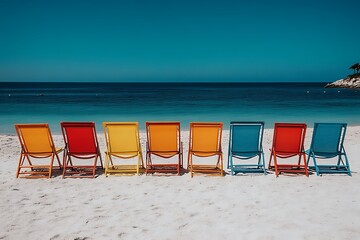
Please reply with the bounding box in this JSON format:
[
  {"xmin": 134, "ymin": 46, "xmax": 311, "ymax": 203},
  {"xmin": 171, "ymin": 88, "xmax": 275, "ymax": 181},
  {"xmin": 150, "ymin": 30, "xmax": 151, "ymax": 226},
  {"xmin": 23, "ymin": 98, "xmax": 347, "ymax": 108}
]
[
  {"xmin": 145, "ymin": 122, "xmax": 183, "ymax": 175},
  {"xmin": 103, "ymin": 122, "xmax": 144, "ymax": 176},
  {"xmin": 188, "ymin": 122, "xmax": 224, "ymax": 177},
  {"xmin": 15, "ymin": 124, "xmax": 62, "ymax": 178}
]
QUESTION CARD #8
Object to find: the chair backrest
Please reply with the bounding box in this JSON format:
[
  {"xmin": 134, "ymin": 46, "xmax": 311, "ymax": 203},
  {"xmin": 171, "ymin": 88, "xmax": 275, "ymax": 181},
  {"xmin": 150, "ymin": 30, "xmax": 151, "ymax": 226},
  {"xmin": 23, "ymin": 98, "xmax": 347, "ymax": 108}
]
[
  {"xmin": 61, "ymin": 122, "xmax": 98, "ymax": 155},
  {"xmin": 15, "ymin": 124, "xmax": 55, "ymax": 155},
  {"xmin": 310, "ymin": 123, "xmax": 346, "ymax": 154},
  {"xmin": 146, "ymin": 122, "xmax": 180, "ymax": 153},
  {"xmin": 103, "ymin": 122, "xmax": 140, "ymax": 154},
  {"xmin": 230, "ymin": 122, "xmax": 264, "ymax": 156},
  {"xmin": 272, "ymin": 123, "xmax": 307, "ymax": 153},
  {"xmin": 189, "ymin": 122, "xmax": 223, "ymax": 156}
]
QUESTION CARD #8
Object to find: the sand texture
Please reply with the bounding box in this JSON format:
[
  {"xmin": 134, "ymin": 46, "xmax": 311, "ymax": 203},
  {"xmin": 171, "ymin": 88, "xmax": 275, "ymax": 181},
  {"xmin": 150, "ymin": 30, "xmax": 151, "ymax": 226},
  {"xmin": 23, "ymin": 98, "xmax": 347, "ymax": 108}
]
[{"xmin": 1, "ymin": 127, "xmax": 360, "ymax": 239}]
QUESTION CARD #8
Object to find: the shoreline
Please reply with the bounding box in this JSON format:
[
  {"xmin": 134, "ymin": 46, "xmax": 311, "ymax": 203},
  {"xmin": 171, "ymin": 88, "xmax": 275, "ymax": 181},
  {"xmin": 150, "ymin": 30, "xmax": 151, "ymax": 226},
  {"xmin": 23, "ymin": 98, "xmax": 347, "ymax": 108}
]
[
  {"xmin": 2, "ymin": 123, "xmax": 360, "ymax": 136},
  {"xmin": 5, "ymin": 125, "xmax": 360, "ymax": 151}
]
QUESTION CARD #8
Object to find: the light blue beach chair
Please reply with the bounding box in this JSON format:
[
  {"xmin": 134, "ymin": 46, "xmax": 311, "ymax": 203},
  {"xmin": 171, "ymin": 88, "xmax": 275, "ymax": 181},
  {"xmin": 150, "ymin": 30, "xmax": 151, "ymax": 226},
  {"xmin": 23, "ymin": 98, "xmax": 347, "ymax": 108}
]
[
  {"xmin": 306, "ymin": 123, "xmax": 351, "ymax": 176},
  {"xmin": 228, "ymin": 122, "xmax": 266, "ymax": 175}
]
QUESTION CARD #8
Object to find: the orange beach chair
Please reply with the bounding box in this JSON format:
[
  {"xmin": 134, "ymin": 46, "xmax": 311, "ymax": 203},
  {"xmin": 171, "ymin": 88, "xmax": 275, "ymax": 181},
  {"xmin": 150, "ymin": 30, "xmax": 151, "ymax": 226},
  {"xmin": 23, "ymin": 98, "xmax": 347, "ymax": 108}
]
[
  {"xmin": 188, "ymin": 122, "xmax": 224, "ymax": 177},
  {"xmin": 15, "ymin": 124, "xmax": 62, "ymax": 178},
  {"xmin": 103, "ymin": 122, "xmax": 144, "ymax": 176},
  {"xmin": 268, "ymin": 123, "xmax": 308, "ymax": 177},
  {"xmin": 145, "ymin": 122, "xmax": 183, "ymax": 175},
  {"xmin": 61, "ymin": 122, "xmax": 103, "ymax": 178}
]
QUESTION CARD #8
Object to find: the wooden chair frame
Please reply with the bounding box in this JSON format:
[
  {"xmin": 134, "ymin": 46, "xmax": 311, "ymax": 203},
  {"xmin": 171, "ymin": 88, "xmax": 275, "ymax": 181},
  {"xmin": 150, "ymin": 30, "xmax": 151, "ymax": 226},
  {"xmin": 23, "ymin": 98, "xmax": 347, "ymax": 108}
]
[
  {"xmin": 103, "ymin": 122, "xmax": 144, "ymax": 176},
  {"xmin": 188, "ymin": 122, "xmax": 224, "ymax": 177},
  {"xmin": 228, "ymin": 121, "xmax": 266, "ymax": 175},
  {"xmin": 268, "ymin": 123, "xmax": 308, "ymax": 177},
  {"xmin": 307, "ymin": 123, "xmax": 351, "ymax": 176},
  {"xmin": 145, "ymin": 122, "xmax": 183, "ymax": 175},
  {"xmin": 61, "ymin": 122, "xmax": 103, "ymax": 178},
  {"xmin": 15, "ymin": 124, "xmax": 62, "ymax": 178}
]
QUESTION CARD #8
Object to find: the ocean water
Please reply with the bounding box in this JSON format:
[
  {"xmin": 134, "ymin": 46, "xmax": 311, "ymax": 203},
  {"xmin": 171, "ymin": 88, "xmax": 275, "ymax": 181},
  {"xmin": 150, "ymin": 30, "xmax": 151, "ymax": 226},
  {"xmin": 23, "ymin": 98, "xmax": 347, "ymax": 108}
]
[{"xmin": 1, "ymin": 82, "xmax": 360, "ymax": 134}]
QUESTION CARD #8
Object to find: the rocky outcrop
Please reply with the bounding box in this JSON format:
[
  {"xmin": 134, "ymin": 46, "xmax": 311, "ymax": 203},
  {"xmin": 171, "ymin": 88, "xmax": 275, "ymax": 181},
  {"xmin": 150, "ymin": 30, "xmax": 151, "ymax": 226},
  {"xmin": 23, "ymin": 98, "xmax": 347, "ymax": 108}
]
[{"xmin": 325, "ymin": 75, "xmax": 360, "ymax": 88}]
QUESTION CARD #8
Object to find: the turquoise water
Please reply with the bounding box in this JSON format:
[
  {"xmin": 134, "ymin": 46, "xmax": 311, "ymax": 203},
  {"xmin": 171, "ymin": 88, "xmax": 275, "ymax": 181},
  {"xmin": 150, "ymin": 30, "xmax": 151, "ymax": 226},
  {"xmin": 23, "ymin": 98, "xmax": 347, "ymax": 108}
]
[{"xmin": 1, "ymin": 82, "xmax": 360, "ymax": 134}]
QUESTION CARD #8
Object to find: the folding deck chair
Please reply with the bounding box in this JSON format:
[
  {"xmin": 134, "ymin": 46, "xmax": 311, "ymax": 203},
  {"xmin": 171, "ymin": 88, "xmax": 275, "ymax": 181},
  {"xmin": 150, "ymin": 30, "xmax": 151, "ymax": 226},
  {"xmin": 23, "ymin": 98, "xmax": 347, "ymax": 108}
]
[
  {"xmin": 188, "ymin": 122, "xmax": 223, "ymax": 177},
  {"xmin": 15, "ymin": 124, "xmax": 62, "ymax": 178},
  {"xmin": 228, "ymin": 122, "xmax": 266, "ymax": 175},
  {"xmin": 307, "ymin": 123, "xmax": 351, "ymax": 176},
  {"xmin": 61, "ymin": 122, "xmax": 103, "ymax": 178},
  {"xmin": 146, "ymin": 122, "xmax": 183, "ymax": 175},
  {"xmin": 103, "ymin": 122, "xmax": 144, "ymax": 176},
  {"xmin": 268, "ymin": 123, "xmax": 308, "ymax": 177}
]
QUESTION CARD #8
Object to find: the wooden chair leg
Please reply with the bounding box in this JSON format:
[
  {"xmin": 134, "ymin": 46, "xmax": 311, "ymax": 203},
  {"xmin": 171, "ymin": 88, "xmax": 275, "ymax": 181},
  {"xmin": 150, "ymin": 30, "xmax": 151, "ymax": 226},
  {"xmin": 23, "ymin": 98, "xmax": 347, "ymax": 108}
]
[
  {"xmin": 303, "ymin": 153, "xmax": 309, "ymax": 177},
  {"xmin": 47, "ymin": 155, "xmax": 53, "ymax": 178},
  {"xmin": 273, "ymin": 154, "xmax": 279, "ymax": 177},
  {"xmin": 268, "ymin": 152, "xmax": 273, "ymax": 169},
  {"xmin": 189, "ymin": 154, "xmax": 193, "ymax": 178},
  {"xmin": 220, "ymin": 154, "xmax": 223, "ymax": 176},
  {"xmin": 16, "ymin": 154, "xmax": 25, "ymax": 178}
]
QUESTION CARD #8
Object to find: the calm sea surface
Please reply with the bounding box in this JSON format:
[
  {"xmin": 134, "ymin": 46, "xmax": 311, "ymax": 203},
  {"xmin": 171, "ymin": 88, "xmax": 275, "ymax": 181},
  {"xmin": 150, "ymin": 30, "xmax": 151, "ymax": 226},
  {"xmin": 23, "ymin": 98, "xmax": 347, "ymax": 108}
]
[{"xmin": 1, "ymin": 82, "xmax": 359, "ymax": 134}]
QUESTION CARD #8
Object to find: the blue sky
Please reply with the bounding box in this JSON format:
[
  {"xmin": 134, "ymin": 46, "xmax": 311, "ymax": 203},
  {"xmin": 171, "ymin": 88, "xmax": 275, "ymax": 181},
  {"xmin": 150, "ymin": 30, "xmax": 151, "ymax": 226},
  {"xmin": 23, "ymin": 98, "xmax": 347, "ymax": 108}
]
[{"xmin": 0, "ymin": 0, "xmax": 359, "ymax": 82}]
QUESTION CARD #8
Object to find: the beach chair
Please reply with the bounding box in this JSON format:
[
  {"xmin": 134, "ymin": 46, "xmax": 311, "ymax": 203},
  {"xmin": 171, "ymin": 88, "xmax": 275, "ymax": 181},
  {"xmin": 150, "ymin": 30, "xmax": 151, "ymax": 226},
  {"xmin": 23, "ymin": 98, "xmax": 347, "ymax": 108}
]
[
  {"xmin": 306, "ymin": 123, "xmax": 351, "ymax": 176},
  {"xmin": 103, "ymin": 122, "xmax": 144, "ymax": 176},
  {"xmin": 15, "ymin": 124, "xmax": 62, "ymax": 178},
  {"xmin": 228, "ymin": 122, "xmax": 266, "ymax": 175},
  {"xmin": 188, "ymin": 122, "xmax": 223, "ymax": 177},
  {"xmin": 145, "ymin": 122, "xmax": 183, "ymax": 175},
  {"xmin": 268, "ymin": 123, "xmax": 308, "ymax": 177},
  {"xmin": 61, "ymin": 122, "xmax": 103, "ymax": 178}
]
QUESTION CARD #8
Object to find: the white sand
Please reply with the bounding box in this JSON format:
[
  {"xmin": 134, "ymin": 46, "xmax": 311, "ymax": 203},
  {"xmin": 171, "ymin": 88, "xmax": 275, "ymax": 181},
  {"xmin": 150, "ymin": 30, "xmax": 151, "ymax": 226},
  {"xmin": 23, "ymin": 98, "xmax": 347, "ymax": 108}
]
[{"xmin": 1, "ymin": 127, "xmax": 360, "ymax": 239}]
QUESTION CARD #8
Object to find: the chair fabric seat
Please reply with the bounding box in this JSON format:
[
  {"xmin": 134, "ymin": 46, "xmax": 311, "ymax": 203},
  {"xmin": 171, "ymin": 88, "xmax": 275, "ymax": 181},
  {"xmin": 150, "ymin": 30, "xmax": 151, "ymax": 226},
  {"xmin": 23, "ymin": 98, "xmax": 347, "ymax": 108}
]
[
  {"xmin": 103, "ymin": 122, "xmax": 144, "ymax": 176},
  {"xmin": 306, "ymin": 123, "xmax": 351, "ymax": 176},
  {"xmin": 268, "ymin": 123, "xmax": 308, "ymax": 177},
  {"xmin": 61, "ymin": 122, "xmax": 103, "ymax": 178},
  {"xmin": 15, "ymin": 123, "xmax": 62, "ymax": 178},
  {"xmin": 228, "ymin": 122, "xmax": 266, "ymax": 175},
  {"xmin": 188, "ymin": 122, "xmax": 224, "ymax": 177},
  {"xmin": 145, "ymin": 122, "xmax": 183, "ymax": 175}
]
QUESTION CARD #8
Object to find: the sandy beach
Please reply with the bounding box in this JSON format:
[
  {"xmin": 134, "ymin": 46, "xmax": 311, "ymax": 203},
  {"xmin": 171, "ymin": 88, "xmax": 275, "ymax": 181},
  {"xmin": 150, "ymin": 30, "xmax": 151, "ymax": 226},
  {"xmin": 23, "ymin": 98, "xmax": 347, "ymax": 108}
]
[{"xmin": 1, "ymin": 126, "xmax": 359, "ymax": 239}]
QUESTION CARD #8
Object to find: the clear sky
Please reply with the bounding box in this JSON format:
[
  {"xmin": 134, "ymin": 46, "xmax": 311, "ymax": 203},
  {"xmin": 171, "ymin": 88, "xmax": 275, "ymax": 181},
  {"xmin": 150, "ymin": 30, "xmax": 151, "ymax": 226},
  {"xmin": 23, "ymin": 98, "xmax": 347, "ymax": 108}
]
[{"xmin": 0, "ymin": 0, "xmax": 359, "ymax": 82}]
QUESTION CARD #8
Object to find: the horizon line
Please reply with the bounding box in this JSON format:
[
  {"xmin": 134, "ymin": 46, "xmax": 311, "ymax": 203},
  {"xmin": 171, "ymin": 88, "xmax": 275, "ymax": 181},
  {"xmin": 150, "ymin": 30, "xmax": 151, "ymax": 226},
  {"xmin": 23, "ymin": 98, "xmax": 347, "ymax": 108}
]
[{"xmin": 0, "ymin": 80, "xmax": 331, "ymax": 83}]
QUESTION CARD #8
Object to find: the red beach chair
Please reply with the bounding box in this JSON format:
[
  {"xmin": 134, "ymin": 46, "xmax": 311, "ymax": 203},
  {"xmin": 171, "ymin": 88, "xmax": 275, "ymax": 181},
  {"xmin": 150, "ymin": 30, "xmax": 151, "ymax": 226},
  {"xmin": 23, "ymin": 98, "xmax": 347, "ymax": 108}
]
[
  {"xmin": 61, "ymin": 122, "xmax": 103, "ymax": 178},
  {"xmin": 268, "ymin": 123, "xmax": 308, "ymax": 177}
]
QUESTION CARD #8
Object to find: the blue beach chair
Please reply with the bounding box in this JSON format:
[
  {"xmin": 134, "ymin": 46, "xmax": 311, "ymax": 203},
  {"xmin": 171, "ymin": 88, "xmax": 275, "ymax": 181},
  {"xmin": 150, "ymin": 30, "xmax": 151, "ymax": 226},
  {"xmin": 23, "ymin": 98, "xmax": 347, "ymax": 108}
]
[
  {"xmin": 228, "ymin": 122, "xmax": 266, "ymax": 175},
  {"xmin": 306, "ymin": 123, "xmax": 351, "ymax": 176}
]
